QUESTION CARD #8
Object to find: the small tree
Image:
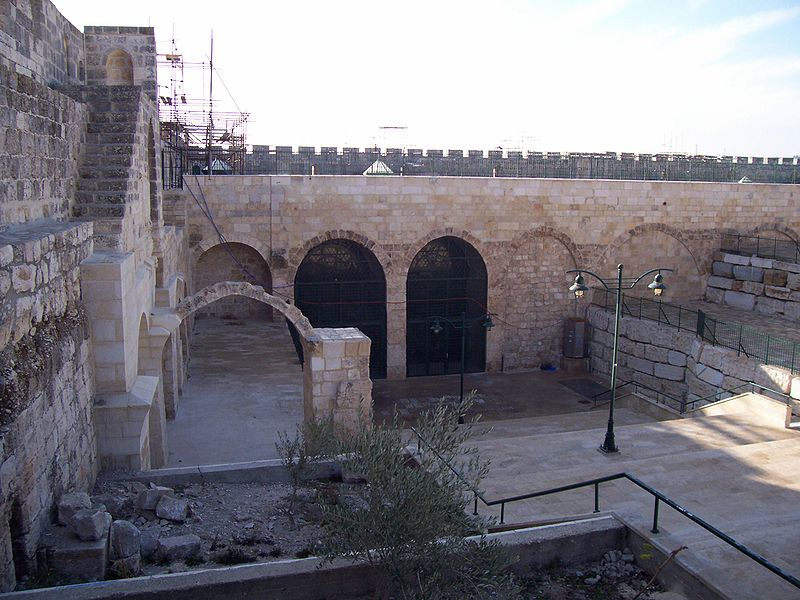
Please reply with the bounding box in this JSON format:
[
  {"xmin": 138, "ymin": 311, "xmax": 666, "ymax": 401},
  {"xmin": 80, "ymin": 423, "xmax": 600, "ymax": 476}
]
[{"xmin": 319, "ymin": 394, "xmax": 522, "ymax": 599}]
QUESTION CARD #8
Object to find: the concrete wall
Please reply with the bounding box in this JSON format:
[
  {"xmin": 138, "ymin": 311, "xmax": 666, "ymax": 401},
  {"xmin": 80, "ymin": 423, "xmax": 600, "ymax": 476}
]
[
  {"xmin": 0, "ymin": 63, "xmax": 88, "ymax": 225},
  {"xmin": 0, "ymin": 221, "xmax": 96, "ymax": 589},
  {"xmin": 177, "ymin": 175, "xmax": 799, "ymax": 378}
]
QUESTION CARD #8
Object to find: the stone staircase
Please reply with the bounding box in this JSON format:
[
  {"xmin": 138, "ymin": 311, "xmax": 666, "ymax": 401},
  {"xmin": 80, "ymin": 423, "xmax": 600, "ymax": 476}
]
[
  {"xmin": 72, "ymin": 87, "xmax": 143, "ymax": 251},
  {"xmin": 472, "ymin": 409, "xmax": 800, "ymax": 599}
]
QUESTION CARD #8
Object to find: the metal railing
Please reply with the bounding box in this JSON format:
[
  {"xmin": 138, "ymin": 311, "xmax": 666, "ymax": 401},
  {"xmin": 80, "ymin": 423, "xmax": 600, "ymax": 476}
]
[
  {"xmin": 590, "ymin": 380, "xmax": 685, "ymax": 413},
  {"xmin": 410, "ymin": 427, "xmax": 800, "ymax": 591},
  {"xmin": 684, "ymin": 381, "xmax": 797, "ymax": 412},
  {"xmin": 591, "ymin": 291, "xmax": 800, "ymax": 375},
  {"xmin": 720, "ymin": 233, "xmax": 800, "ymax": 264}
]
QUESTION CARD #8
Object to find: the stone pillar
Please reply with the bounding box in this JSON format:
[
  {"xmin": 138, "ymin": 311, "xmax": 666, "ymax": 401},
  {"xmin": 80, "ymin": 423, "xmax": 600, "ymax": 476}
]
[{"xmin": 304, "ymin": 327, "xmax": 373, "ymax": 429}]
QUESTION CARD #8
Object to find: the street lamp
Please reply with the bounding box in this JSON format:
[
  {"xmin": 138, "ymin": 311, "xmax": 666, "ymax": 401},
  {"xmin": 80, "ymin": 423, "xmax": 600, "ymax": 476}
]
[
  {"xmin": 429, "ymin": 312, "xmax": 495, "ymax": 423},
  {"xmin": 566, "ymin": 264, "xmax": 672, "ymax": 453}
]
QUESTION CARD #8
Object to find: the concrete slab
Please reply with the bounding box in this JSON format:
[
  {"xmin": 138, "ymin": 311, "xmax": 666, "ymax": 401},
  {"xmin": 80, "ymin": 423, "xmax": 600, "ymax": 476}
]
[{"xmin": 165, "ymin": 318, "xmax": 304, "ymax": 467}]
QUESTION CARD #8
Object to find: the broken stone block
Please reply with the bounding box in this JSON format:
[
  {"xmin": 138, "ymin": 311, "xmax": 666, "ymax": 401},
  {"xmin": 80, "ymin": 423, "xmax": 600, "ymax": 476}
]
[
  {"xmin": 58, "ymin": 491, "xmax": 92, "ymax": 526},
  {"xmin": 140, "ymin": 530, "xmax": 159, "ymax": 559},
  {"xmin": 41, "ymin": 523, "xmax": 108, "ymax": 582},
  {"xmin": 109, "ymin": 552, "xmax": 141, "ymax": 578},
  {"xmin": 93, "ymin": 493, "xmax": 135, "ymax": 519},
  {"xmin": 156, "ymin": 534, "xmax": 202, "ymax": 563},
  {"xmin": 69, "ymin": 508, "xmax": 112, "ymax": 542},
  {"xmin": 136, "ymin": 484, "xmax": 174, "ymax": 511},
  {"xmin": 110, "ymin": 520, "xmax": 141, "ymax": 559},
  {"xmin": 155, "ymin": 495, "xmax": 188, "ymax": 522}
]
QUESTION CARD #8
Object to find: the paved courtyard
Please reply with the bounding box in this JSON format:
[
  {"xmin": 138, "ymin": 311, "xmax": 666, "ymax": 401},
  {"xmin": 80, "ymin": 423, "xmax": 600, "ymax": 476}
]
[{"xmin": 165, "ymin": 318, "xmax": 305, "ymax": 466}]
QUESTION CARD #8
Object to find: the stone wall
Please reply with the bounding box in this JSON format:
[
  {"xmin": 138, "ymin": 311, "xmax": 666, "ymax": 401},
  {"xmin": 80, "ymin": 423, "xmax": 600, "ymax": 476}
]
[
  {"xmin": 0, "ymin": 0, "xmax": 84, "ymax": 84},
  {"xmin": 0, "ymin": 221, "xmax": 95, "ymax": 590},
  {"xmin": 84, "ymin": 27, "xmax": 157, "ymax": 102},
  {"xmin": 242, "ymin": 146, "xmax": 800, "ymax": 184},
  {"xmin": 183, "ymin": 175, "xmax": 799, "ymax": 378},
  {"xmin": 587, "ymin": 305, "xmax": 796, "ymax": 408},
  {"xmin": 705, "ymin": 252, "xmax": 800, "ymax": 320},
  {"xmin": 0, "ymin": 64, "xmax": 88, "ymax": 225}
]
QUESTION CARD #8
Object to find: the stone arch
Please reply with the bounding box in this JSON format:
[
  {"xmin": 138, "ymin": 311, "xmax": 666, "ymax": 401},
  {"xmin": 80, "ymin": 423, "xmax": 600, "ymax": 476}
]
[
  {"xmin": 498, "ymin": 227, "xmax": 583, "ymax": 370},
  {"xmin": 176, "ymin": 282, "xmax": 314, "ymax": 338},
  {"xmin": 294, "ymin": 238, "xmax": 387, "ymax": 378},
  {"xmin": 405, "ymin": 235, "xmax": 489, "ymax": 377},
  {"xmin": 194, "ymin": 241, "xmax": 273, "ymax": 320},
  {"xmin": 748, "ymin": 222, "xmax": 800, "ymax": 243},
  {"xmin": 105, "ymin": 48, "xmax": 134, "ymax": 85},
  {"xmin": 599, "ymin": 223, "xmax": 704, "ymax": 300},
  {"xmin": 136, "ymin": 313, "xmax": 150, "ymax": 375},
  {"xmin": 193, "ymin": 233, "xmax": 272, "ymax": 268},
  {"xmin": 400, "ymin": 228, "xmax": 489, "ymax": 281},
  {"xmin": 288, "ymin": 230, "xmax": 393, "ymax": 276}
]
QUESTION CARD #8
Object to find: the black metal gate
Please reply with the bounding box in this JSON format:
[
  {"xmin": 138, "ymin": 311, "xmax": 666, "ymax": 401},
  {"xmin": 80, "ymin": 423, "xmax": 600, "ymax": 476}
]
[
  {"xmin": 294, "ymin": 239, "xmax": 387, "ymax": 379},
  {"xmin": 406, "ymin": 236, "xmax": 488, "ymax": 377}
]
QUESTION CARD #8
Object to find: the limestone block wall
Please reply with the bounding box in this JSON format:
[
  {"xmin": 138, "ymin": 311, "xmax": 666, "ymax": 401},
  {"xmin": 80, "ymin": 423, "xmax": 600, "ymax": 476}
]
[
  {"xmin": 183, "ymin": 175, "xmax": 799, "ymax": 378},
  {"xmin": 587, "ymin": 305, "xmax": 796, "ymax": 408},
  {"xmin": 0, "ymin": 64, "xmax": 88, "ymax": 225},
  {"xmin": 0, "ymin": 221, "xmax": 95, "ymax": 590},
  {"xmin": 705, "ymin": 252, "xmax": 800, "ymax": 320},
  {"xmin": 0, "ymin": 0, "xmax": 85, "ymax": 84},
  {"xmin": 84, "ymin": 27, "xmax": 157, "ymax": 101},
  {"xmin": 304, "ymin": 327, "xmax": 372, "ymax": 430}
]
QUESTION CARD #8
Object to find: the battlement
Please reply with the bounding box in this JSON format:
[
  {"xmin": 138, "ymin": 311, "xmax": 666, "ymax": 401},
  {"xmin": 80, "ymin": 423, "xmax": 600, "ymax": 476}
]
[{"xmin": 232, "ymin": 146, "xmax": 800, "ymax": 184}]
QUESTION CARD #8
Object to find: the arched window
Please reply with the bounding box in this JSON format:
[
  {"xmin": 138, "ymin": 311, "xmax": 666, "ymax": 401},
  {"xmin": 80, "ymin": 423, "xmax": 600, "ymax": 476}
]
[
  {"xmin": 406, "ymin": 236, "xmax": 488, "ymax": 377},
  {"xmin": 295, "ymin": 239, "xmax": 387, "ymax": 378}
]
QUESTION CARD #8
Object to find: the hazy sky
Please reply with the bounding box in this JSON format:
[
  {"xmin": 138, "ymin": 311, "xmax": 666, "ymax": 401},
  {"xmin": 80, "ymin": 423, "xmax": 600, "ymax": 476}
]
[{"xmin": 56, "ymin": 0, "xmax": 800, "ymax": 156}]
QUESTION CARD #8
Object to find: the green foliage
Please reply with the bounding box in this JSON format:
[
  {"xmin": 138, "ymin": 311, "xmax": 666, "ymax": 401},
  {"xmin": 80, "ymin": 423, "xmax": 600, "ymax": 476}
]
[
  {"xmin": 318, "ymin": 393, "xmax": 522, "ymax": 600},
  {"xmin": 275, "ymin": 415, "xmax": 337, "ymax": 502}
]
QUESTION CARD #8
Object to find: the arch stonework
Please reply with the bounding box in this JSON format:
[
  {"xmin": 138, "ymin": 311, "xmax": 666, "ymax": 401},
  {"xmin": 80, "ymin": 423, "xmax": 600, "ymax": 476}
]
[
  {"xmin": 288, "ymin": 230, "xmax": 393, "ymax": 277},
  {"xmin": 193, "ymin": 235, "xmax": 272, "ymax": 268},
  {"xmin": 748, "ymin": 222, "xmax": 800, "ymax": 242},
  {"xmin": 105, "ymin": 48, "xmax": 134, "ymax": 85},
  {"xmin": 176, "ymin": 282, "xmax": 313, "ymax": 337},
  {"xmin": 399, "ymin": 228, "xmax": 489, "ymax": 281},
  {"xmin": 598, "ymin": 223, "xmax": 703, "ymax": 275}
]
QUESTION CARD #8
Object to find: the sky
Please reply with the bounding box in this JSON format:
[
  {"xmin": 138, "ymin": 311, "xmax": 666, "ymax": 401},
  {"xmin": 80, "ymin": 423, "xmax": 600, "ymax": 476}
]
[{"xmin": 55, "ymin": 0, "xmax": 800, "ymax": 156}]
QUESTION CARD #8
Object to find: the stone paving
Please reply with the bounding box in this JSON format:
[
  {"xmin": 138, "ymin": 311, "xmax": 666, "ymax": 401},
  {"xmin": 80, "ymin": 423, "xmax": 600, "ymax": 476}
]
[
  {"xmin": 469, "ymin": 404, "xmax": 800, "ymax": 599},
  {"xmin": 165, "ymin": 318, "xmax": 304, "ymax": 466}
]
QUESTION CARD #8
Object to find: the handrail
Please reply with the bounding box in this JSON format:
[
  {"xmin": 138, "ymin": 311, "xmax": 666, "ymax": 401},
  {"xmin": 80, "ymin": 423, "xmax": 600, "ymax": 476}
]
[
  {"xmin": 684, "ymin": 381, "xmax": 796, "ymax": 411},
  {"xmin": 409, "ymin": 433, "xmax": 800, "ymax": 591},
  {"xmin": 590, "ymin": 380, "xmax": 684, "ymax": 409},
  {"xmin": 720, "ymin": 233, "xmax": 800, "ymax": 264}
]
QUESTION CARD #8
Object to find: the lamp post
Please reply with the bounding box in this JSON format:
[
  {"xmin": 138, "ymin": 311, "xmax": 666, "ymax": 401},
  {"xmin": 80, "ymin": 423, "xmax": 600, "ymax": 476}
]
[
  {"xmin": 566, "ymin": 264, "xmax": 672, "ymax": 453},
  {"xmin": 429, "ymin": 312, "xmax": 495, "ymax": 423}
]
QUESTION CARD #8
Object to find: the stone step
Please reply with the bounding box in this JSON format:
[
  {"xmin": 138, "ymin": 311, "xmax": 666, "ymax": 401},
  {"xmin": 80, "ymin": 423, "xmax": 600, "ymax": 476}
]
[
  {"xmin": 86, "ymin": 121, "xmax": 138, "ymax": 134},
  {"xmin": 78, "ymin": 166, "xmax": 131, "ymax": 180},
  {"xmin": 76, "ymin": 179, "xmax": 128, "ymax": 193},
  {"xmin": 73, "ymin": 203, "xmax": 127, "ymax": 219},
  {"xmin": 86, "ymin": 132, "xmax": 137, "ymax": 145},
  {"xmin": 81, "ymin": 154, "xmax": 134, "ymax": 168},
  {"xmin": 81, "ymin": 143, "xmax": 136, "ymax": 157},
  {"xmin": 75, "ymin": 190, "xmax": 127, "ymax": 205}
]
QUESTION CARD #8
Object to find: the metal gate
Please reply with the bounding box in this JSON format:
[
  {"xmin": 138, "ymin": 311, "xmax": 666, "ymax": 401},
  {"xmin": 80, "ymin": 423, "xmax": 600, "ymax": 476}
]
[
  {"xmin": 406, "ymin": 236, "xmax": 488, "ymax": 377},
  {"xmin": 294, "ymin": 239, "xmax": 387, "ymax": 379}
]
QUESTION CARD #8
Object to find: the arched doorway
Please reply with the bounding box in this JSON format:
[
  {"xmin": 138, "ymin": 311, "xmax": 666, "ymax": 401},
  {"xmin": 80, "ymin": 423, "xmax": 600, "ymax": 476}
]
[
  {"xmin": 194, "ymin": 242, "xmax": 273, "ymax": 320},
  {"xmin": 406, "ymin": 236, "xmax": 488, "ymax": 377},
  {"xmin": 295, "ymin": 239, "xmax": 387, "ymax": 378}
]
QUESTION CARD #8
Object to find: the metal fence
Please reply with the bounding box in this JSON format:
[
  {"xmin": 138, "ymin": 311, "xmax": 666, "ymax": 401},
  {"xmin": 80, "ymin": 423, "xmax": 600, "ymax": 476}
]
[
  {"xmin": 592, "ymin": 290, "xmax": 800, "ymax": 375},
  {"xmin": 720, "ymin": 233, "xmax": 800, "ymax": 264}
]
